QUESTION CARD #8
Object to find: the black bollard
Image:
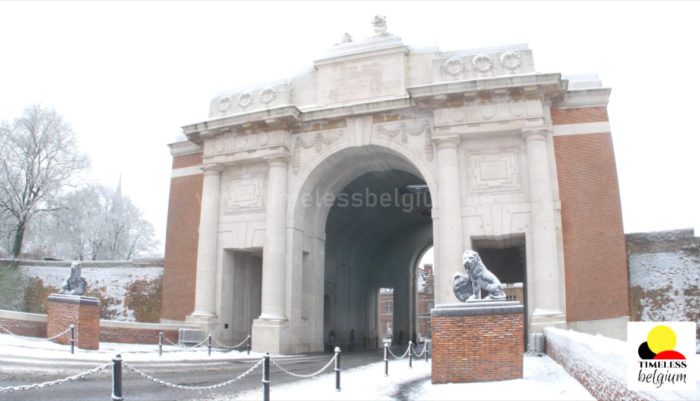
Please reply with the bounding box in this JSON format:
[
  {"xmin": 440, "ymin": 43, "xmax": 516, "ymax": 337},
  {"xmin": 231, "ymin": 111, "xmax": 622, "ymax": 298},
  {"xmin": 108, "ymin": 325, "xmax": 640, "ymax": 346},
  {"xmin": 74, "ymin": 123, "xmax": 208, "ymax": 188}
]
[
  {"xmin": 383, "ymin": 341, "xmax": 389, "ymax": 376},
  {"xmin": 334, "ymin": 346, "xmax": 341, "ymax": 391},
  {"xmin": 247, "ymin": 334, "xmax": 251, "ymax": 356},
  {"xmin": 208, "ymin": 334, "xmax": 212, "ymax": 356},
  {"xmin": 425, "ymin": 340, "xmax": 429, "ymax": 362},
  {"xmin": 408, "ymin": 340, "xmax": 413, "ymax": 368},
  {"xmin": 70, "ymin": 325, "xmax": 75, "ymax": 354},
  {"xmin": 159, "ymin": 332, "xmax": 163, "ymax": 356},
  {"xmin": 263, "ymin": 353, "xmax": 270, "ymax": 401},
  {"xmin": 111, "ymin": 354, "xmax": 123, "ymax": 401}
]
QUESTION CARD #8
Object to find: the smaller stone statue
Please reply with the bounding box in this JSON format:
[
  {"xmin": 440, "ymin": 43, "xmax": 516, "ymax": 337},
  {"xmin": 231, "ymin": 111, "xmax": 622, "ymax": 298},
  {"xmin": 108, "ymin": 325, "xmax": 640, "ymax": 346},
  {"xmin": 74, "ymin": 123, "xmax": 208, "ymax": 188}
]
[
  {"xmin": 372, "ymin": 15, "xmax": 389, "ymax": 36},
  {"xmin": 452, "ymin": 250, "xmax": 506, "ymax": 301},
  {"xmin": 60, "ymin": 261, "xmax": 87, "ymax": 296}
]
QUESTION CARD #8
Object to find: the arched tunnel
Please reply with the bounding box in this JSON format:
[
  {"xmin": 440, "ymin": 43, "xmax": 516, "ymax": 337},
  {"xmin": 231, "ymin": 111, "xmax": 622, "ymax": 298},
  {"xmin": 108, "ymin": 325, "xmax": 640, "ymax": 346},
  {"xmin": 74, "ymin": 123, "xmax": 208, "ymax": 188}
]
[{"xmin": 322, "ymin": 167, "xmax": 432, "ymax": 349}]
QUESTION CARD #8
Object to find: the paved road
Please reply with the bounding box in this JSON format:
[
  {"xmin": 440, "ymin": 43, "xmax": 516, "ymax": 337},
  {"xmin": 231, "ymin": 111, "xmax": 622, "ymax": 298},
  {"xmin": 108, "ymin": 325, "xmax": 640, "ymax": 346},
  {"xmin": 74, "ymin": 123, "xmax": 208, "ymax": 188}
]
[{"xmin": 0, "ymin": 350, "xmax": 385, "ymax": 400}]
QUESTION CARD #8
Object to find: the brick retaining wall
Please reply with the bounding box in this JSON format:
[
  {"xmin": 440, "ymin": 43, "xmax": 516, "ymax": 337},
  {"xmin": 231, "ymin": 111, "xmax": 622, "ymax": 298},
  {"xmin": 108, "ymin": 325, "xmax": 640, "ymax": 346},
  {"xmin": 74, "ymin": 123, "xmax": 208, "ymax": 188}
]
[
  {"xmin": 0, "ymin": 311, "xmax": 46, "ymax": 337},
  {"xmin": 0, "ymin": 309, "xmax": 185, "ymax": 345}
]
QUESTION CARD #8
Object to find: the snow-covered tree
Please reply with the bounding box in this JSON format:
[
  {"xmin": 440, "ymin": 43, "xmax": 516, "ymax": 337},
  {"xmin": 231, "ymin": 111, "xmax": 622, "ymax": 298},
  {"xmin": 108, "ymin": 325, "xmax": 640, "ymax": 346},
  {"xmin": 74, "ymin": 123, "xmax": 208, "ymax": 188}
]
[
  {"xmin": 47, "ymin": 183, "xmax": 158, "ymax": 260},
  {"xmin": 0, "ymin": 105, "xmax": 89, "ymax": 258}
]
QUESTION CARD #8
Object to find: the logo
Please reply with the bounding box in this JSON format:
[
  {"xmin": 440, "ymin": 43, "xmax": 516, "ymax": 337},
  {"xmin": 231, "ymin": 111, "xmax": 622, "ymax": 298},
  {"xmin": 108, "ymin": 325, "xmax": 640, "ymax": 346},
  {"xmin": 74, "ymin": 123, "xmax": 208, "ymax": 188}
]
[{"xmin": 628, "ymin": 322, "xmax": 696, "ymax": 391}]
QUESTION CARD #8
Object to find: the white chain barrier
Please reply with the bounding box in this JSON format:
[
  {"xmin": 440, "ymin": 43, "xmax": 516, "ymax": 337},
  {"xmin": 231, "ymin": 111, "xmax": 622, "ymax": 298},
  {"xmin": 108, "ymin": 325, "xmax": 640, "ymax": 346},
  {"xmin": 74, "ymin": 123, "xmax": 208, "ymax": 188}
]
[
  {"xmin": 0, "ymin": 323, "xmax": 73, "ymax": 343},
  {"xmin": 0, "ymin": 362, "xmax": 110, "ymax": 393},
  {"xmin": 162, "ymin": 336, "xmax": 178, "ymax": 346},
  {"xmin": 412, "ymin": 342, "xmax": 427, "ymax": 358},
  {"xmin": 270, "ymin": 354, "xmax": 337, "ymax": 378},
  {"xmin": 123, "ymin": 358, "xmax": 264, "ymax": 391},
  {"xmin": 46, "ymin": 326, "xmax": 74, "ymax": 342},
  {"xmin": 386, "ymin": 344, "xmax": 411, "ymax": 359},
  {"xmin": 211, "ymin": 335, "xmax": 250, "ymax": 350}
]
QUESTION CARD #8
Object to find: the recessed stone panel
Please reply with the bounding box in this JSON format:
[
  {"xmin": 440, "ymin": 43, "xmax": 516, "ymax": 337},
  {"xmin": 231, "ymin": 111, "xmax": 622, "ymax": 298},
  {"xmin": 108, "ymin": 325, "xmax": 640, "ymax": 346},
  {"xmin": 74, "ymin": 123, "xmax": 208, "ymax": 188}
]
[
  {"xmin": 225, "ymin": 175, "xmax": 265, "ymax": 214},
  {"xmin": 467, "ymin": 148, "xmax": 521, "ymax": 194}
]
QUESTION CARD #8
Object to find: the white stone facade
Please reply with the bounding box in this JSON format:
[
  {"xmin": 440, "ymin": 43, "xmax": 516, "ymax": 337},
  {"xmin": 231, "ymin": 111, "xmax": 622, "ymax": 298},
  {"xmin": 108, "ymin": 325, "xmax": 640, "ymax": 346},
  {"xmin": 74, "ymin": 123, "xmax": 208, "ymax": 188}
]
[{"xmin": 171, "ymin": 23, "xmax": 620, "ymax": 353}]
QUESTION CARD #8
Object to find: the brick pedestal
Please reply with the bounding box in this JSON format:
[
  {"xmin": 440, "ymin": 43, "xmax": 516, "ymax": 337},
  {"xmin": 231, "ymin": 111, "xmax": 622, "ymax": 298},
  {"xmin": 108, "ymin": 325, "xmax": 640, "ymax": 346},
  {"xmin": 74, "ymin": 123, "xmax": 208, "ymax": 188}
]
[
  {"xmin": 431, "ymin": 301, "xmax": 524, "ymax": 384},
  {"xmin": 47, "ymin": 294, "xmax": 100, "ymax": 350}
]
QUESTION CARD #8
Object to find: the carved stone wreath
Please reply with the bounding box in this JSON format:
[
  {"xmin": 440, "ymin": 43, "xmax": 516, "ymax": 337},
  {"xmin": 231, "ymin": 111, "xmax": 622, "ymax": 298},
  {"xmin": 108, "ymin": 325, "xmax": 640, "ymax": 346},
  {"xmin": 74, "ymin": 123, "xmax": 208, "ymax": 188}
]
[
  {"xmin": 500, "ymin": 51, "xmax": 521, "ymax": 70},
  {"xmin": 238, "ymin": 92, "xmax": 254, "ymax": 108},
  {"xmin": 260, "ymin": 87, "xmax": 276, "ymax": 104},
  {"xmin": 472, "ymin": 55, "xmax": 493, "ymax": 73},
  {"xmin": 218, "ymin": 96, "xmax": 232, "ymax": 112},
  {"xmin": 443, "ymin": 57, "xmax": 465, "ymax": 76}
]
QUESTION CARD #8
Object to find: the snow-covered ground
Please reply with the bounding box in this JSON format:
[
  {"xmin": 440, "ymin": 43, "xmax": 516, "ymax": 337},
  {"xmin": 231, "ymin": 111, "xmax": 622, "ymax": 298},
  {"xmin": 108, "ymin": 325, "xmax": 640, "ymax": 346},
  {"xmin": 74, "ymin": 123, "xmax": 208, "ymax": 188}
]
[
  {"xmin": 223, "ymin": 355, "xmax": 594, "ymax": 401},
  {"xmin": 0, "ymin": 332, "xmax": 593, "ymax": 400},
  {"xmin": 0, "ymin": 332, "xmax": 258, "ymax": 363}
]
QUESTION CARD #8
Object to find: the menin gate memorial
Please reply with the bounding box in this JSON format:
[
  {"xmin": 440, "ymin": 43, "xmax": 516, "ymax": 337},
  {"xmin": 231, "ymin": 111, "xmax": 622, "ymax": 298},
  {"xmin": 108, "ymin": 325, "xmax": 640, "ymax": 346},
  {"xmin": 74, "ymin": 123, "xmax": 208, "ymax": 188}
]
[{"xmin": 160, "ymin": 17, "xmax": 630, "ymax": 354}]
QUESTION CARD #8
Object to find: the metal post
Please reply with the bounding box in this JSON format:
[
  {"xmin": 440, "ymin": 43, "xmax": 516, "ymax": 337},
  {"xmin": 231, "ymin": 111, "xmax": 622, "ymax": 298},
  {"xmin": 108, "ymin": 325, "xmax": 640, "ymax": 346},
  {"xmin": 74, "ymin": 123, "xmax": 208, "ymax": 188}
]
[
  {"xmin": 425, "ymin": 340, "xmax": 429, "ymax": 362},
  {"xmin": 207, "ymin": 334, "xmax": 212, "ymax": 356},
  {"xmin": 247, "ymin": 334, "xmax": 251, "ymax": 356},
  {"xmin": 158, "ymin": 332, "xmax": 163, "ymax": 356},
  {"xmin": 383, "ymin": 341, "xmax": 389, "ymax": 376},
  {"xmin": 262, "ymin": 353, "xmax": 270, "ymax": 401},
  {"xmin": 111, "ymin": 354, "xmax": 123, "ymax": 401},
  {"xmin": 408, "ymin": 340, "xmax": 413, "ymax": 368},
  {"xmin": 427, "ymin": 339, "xmax": 431, "ymax": 360},
  {"xmin": 70, "ymin": 325, "xmax": 75, "ymax": 354},
  {"xmin": 334, "ymin": 346, "xmax": 341, "ymax": 391}
]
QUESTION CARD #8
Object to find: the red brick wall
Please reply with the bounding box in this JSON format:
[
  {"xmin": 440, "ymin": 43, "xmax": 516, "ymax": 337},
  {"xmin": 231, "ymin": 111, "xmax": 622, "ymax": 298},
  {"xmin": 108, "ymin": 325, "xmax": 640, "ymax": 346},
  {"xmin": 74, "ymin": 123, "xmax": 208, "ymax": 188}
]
[
  {"xmin": 0, "ymin": 317, "xmax": 46, "ymax": 337},
  {"xmin": 100, "ymin": 327, "xmax": 179, "ymax": 345},
  {"xmin": 550, "ymin": 106, "xmax": 609, "ymax": 125},
  {"xmin": 431, "ymin": 312, "xmax": 523, "ymax": 383},
  {"xmin": 172, "ymin": 152, "xmax": 203, "ymax": 169},
  {"xmin": 161, "ymin": 153, "xmax": 203, "ymax": 322},
  {"xmin": 1, "ymin": 313, "xmax": 182, "ymax": 346},
  {"xmin": 552, "ymin": 108, "xmax": 629, "ymax": 322}
]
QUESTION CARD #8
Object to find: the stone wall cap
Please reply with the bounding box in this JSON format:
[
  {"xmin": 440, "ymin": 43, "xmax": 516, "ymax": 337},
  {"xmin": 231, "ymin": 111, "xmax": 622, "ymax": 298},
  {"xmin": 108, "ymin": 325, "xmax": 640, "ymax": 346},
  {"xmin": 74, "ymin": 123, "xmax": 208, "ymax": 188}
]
[
  {"xmin": 432, "ymin": 301, "xmax": 523, "ymax": 317},
  {"xmin": 47, "ymin": 293, "xmax": 100, "ymax": 306}
]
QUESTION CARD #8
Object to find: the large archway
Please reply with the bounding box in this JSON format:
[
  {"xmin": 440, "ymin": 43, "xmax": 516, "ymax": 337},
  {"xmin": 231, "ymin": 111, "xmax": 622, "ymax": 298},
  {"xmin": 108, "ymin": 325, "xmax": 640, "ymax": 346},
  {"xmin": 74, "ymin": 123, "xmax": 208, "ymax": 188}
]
[{"xmin": 292, "ymin": 145, "xmax": 433, "ymax": 352}]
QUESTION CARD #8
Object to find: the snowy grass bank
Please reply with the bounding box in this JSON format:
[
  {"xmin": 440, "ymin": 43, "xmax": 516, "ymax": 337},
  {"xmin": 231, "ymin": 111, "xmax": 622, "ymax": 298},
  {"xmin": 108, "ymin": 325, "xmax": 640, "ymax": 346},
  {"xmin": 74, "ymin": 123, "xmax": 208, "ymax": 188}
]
[{"xmin": 545, "ymin": 327, "xmax": 700, "ymax": 401}]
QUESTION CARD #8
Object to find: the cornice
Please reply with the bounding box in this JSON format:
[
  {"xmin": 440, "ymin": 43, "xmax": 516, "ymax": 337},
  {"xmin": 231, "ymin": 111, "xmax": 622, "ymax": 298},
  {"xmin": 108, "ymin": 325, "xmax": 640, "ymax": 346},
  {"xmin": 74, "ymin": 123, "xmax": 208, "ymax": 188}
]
[
  {"xmin": 407, "ymin": 73, "xmax": 567, "ymax": 103},
  {"xmin": 182, "ymin": 105, "xmax": 302, "ymax": 144},
  {"xmin": 553, "ymin": 87, "xmax": 611, "ymax": 109}
]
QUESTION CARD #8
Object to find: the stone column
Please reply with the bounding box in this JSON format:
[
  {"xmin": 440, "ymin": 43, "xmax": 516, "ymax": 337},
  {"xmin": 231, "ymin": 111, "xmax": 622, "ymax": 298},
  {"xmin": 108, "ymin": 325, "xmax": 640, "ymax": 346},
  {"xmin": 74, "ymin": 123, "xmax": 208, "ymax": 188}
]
[
  {"xmin": 522, "ymin": 125, "xmax": 565, "ymax": 326},
  {"xmin": 259, "ymin": 155, "xmax": 290, "ymax": 321},
  {"xmin": 191, "ymin": 165, "xmax": 222, "ymax": 319},
  {"xmin": 434, "ymin": 136, "xmax": 464, "ymax": 304}
]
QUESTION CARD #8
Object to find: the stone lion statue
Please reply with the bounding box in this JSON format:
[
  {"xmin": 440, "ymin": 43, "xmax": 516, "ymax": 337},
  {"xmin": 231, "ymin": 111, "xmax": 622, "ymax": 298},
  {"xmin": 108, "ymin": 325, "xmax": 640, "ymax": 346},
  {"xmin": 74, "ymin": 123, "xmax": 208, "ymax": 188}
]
[
  {"xmin": 452, "ymin": 250, "xmax": 505, "ymax": 301},
  {"xmin": 60, "ymin": 261, "xmax": 87, "ymax": 296},
  {"xmin": 372, "ymin": 15, "xmax": 388, "ymax": 36}
]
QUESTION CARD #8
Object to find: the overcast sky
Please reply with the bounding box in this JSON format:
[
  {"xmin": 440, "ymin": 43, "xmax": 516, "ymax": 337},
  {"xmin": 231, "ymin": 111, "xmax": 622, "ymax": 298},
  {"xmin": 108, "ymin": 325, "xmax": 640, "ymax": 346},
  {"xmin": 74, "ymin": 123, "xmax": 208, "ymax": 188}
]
[{"xmin": 1, "ymin": 1, "xmax": 698, "ymax": 255}]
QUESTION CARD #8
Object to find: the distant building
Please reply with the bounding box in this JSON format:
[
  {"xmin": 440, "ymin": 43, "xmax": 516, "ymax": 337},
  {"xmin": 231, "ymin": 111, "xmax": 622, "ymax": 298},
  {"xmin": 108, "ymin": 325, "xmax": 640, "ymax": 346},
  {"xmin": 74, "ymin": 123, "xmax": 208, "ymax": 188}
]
[
  {"xmin": 378, "ymin": 288, "xmax": 394, "ymax": 341},
  {"xmin": 416, "ymin": 264, "xmax": 434, "ymax": 340}
]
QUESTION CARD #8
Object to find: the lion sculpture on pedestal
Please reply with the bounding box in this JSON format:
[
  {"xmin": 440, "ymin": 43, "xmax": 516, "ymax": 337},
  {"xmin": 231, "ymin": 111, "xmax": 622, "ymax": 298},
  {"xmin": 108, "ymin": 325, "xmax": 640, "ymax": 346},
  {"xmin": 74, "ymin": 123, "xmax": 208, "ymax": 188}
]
[{"xmin": 452, "ymin": 250, "xmax": 506, "ymax": 302}]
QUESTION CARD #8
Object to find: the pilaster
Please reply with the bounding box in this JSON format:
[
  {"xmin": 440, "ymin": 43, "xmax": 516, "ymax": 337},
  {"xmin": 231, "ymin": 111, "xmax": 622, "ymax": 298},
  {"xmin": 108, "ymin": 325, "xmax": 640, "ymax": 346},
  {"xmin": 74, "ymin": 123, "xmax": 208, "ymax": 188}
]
[
  {"xmin": 521, "ymin": 124, "xmax": 565, "ymax": 329},
  {"xmin": 433, "ymin": 136, "xmax": 464, "ymax": 305},
  {"xmin": 190, "ymin": 165, "xmax": 222, "ymax": 323}
]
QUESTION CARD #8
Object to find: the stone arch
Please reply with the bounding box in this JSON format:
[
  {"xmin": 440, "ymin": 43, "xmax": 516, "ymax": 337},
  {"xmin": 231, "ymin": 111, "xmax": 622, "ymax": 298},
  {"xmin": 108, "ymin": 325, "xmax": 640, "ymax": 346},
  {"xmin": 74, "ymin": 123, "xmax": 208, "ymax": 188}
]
[
  {"xmin": 287, "ymin": 143, "xmax": 436, "ymax": 351},
  {"xmin": 290, "ymin": 142, "xmax": 438, "ymax": 237}
]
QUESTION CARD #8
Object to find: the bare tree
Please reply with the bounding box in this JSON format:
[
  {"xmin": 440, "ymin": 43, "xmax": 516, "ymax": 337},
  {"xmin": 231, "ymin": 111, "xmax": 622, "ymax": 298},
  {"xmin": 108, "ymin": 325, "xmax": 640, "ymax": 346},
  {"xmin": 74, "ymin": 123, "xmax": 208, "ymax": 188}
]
[
  {"xmin": 40, "ymin": 183, "xmax": 158, "ymax": 260},
  {"xmin": 0, "ymin": 105, "xmax": 88, "ymax": 259}
]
